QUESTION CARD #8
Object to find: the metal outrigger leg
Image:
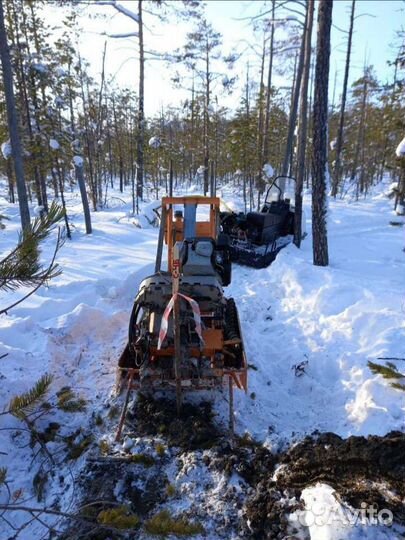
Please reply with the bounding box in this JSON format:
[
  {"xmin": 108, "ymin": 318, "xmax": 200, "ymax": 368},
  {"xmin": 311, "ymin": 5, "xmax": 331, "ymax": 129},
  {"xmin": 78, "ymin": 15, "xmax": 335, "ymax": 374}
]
[
  {"xmin": 229, "ymin": 375, "xmax": 234, "ymax": 435},
  {"xmin": 115, "ymin": 369, "xmax": 135, "ymax": 442}
]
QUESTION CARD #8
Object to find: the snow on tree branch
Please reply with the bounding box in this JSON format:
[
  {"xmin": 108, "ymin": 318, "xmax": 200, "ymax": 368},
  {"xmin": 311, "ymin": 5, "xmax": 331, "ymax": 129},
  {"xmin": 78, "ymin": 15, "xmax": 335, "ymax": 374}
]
[
  {"xmin": 73, "ymin": 155, "xmax": 84, "ymax": 168},
  {"xmin": 395, "ymin": 137, "xmax": 405, "ymax": 158},
  {"xmin": 263, "ymin": 163, "xmax": 274, "ymax": 179},
  {"xmin": 49, "ymin": 139, "xmax": 60, "ymax": 151},
  {"xmin": 1, "ymin": 140, "xmax": 11, "ymax": 159},
  {"xmin": 97, "ymin": 1, "xmax": 139, "ymax": 23},
  {"xmin": 102, "ymin": 31, "xmax": 139, "ymax": 38}
]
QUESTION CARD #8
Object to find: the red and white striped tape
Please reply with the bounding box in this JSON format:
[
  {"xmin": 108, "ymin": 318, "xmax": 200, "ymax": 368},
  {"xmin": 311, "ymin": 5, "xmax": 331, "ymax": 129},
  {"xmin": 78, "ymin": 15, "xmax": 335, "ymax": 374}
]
[{"xmin": 157, "ymin": 292, "xmax": 204, "ymax": 349}]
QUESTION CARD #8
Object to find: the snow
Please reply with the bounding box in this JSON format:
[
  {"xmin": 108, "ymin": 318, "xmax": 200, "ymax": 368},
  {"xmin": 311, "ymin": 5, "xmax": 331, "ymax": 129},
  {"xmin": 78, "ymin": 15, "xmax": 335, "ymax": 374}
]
[
  {"xmin": 73, "ymin": 155, "xmax": 84, "ymax": 167},
  {"xmin": 54, "ymin": 96, "xmax": 66, "ymax": 108},
  {"xmin": 31, "ymin": 62, "xmax": 48, "ymax": 74},
  {"xmin": 0, "ymin": 178, "xmax": 404, "ymax": 538},
  {"xmin": 103, "ymin": 31, "xmax": 139, "ymax": 38},
  {"xmin": 330, "ymin": 139, "xmax": 337, "ymax": 150},
  {"xmin": 395, "ymin": 136, "xmax": 405, "ymax": 158},
  {"xmin": 98, "ymin": 0, "xmax": 140, "ymax": 22},
  {"xmin": 1, "ymin": 140, "xmax": 12, "ymax": 159},
  {"xmin": 196, "ymin": 165, "xmax": 206, "ymax": 175},
  {"xmin": 133, "ymin": 199, "xmax": 161, "ymax": 228},
  {"xmin": 396, "ymin": 203, "xmax": 405, "ymax": 216},
  {"xmin": 229, "ymin": 186, "xmax": 405, "ymax": 446},
  {"xmin": 291, "ymin": 483, "xmax": 395, "ymax": 539},
  {"xmin": 55, "ymin": 66, "xmax": 68, "ymax": 78},
  {"xmin": 262, "ymin": 163, "xmax": 274, "ymax": 178},
  {"xmin": 148, "ymin": 136, "xmax": 161, "ymax": 148},
  {"xmin": 49, "ymin": 138, "xmax": 60, "ymax": 150}
]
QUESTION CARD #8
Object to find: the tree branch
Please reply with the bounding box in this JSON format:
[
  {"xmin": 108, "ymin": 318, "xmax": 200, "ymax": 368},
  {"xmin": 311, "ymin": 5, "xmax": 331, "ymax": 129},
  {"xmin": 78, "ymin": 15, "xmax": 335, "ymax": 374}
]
[
  {"xmin": 96, "ymin": 1, "xmax": 139, "ymax": 23},
  {"xmin": 0, "ymin": 228, "xmax": 64, "ymax": 315}
]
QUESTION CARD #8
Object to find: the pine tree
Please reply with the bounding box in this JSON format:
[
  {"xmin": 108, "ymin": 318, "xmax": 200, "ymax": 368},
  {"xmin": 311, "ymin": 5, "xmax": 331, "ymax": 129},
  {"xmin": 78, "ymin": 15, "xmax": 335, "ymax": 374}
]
[
  {"xmin": 0, "ymin": 202, "xmax": 64, "ymax": 314},
  {"xmin": 368, "ymin": 361, "xmax": 405, "ymax": 392},
  {"xmin": 0, "ymin": 0, "xmax": 30, "ymax": 230},
  {"xmin": 311, "ymin": 0, "xmax": 333, "ymax": 267}
]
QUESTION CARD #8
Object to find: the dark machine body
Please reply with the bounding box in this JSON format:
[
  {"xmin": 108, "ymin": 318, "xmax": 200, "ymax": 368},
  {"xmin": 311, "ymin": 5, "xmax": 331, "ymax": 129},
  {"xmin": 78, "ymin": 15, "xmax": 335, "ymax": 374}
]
[{"xmin": 220, "ymin": 176, "xmax": 297, "ymax": 268}]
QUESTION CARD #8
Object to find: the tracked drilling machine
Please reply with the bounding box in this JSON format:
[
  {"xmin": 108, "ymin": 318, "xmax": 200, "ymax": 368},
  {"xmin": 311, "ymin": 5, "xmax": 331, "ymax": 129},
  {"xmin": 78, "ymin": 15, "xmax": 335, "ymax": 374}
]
[{"xmin": 116, "ymin": 197, "xmax": 247, "ymax": 438}]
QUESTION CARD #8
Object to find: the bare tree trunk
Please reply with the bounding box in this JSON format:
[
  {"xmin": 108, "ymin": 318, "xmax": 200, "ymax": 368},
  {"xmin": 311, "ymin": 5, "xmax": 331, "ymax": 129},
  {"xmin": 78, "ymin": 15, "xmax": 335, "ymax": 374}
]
[
  {"xmin": 350, "ymin": 73, "xmax": 367, "ymax": 188},
  {"xmin": 23, "ymin": 3, "xmax": 49, "ymax": 213},
  {"xmin": 331, "ymin": 0, "xmax": 355, "ymax": 197},
  {"xmin": 189, "ymin": 74, "xmax": 195, "ymax": 181},
  {"xmin": 312, "ymin": 0, "xmax": 332, "ymax": 267},
  {"xmin": 96, "ymin": 41, "xmax": 107, "ymax": 205},
  {"xmin": 6, "ymin": 159, "xmax": 15, "ymax": 203},
  {"xmin": 136, "ymin": 0, "xmax": 144, "ymax": 200},
  {"xmin": 396, "ymin": 160, "xmax": 405, "ymax": 211},
  {"xmin": 304, "ymin": 57, "xmax": 315, "ymax": 188},
  {"xmin": 0, "ymin": 0, "xmax": 30, "ymax": 231},
  {"xmin": 294, "ymin": 0, "xmax": 314, "ymax": 248},
  {"xmin": 75, "ymin": 162, "xmax": 92, "ymax": 234},
  {"xmin": 256, "ymin": 33, "xmax": 266, "ymax": 208},
  {"xmin": 169, "ymin": 158, "xmax": 173, "ymax": 197},
  {"xmin": 53, "ymin": 161, "xmax": 71, "ymax": 239},
  {"xmin": 203, "ymin": 38, "xmax": 210, "ymax": 195},
  {"xmin": 281, "ymin": 7, "xmax": 308, "ymax": 191},
  {"xmin": 262, "ymin": 0, "xmax": 275, "ymax": 172}
]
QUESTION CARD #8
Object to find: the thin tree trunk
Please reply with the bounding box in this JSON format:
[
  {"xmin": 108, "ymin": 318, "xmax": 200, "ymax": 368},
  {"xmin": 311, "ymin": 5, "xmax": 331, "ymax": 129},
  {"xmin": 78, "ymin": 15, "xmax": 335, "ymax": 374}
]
[
  {"xmin": 136, "ymin": 0, "xmax": 144, "ymax": 200},
  {"xmin": 53, "ymin": 162, "xmax": 71, "ymax": 239},
  {"xmin": 294, "ymin": 0, "xmax": 314, "ymax": 247},
  {"xmin": 331, "ymin": 0, "xmax": 355, "ymax": 197},
  {"xmin": 311, "ymin": 0, "xmax": 332, "ymax": 267},
  {"xmin": 350, "ymin": 74, "xmax": 367, "ymax": 186},
  {"xmin": 6, "ymin": 159, "xmax": 15, "ymax": 203},
  {"xmin": 262, "ymin": 0, "xmax": 275, "ymax": 174},
  {"xmin": 0, "ymin": 0, "xmax": 30, "ymax": 230},
  {"xmin": 96, "ymin": 41, "xmax": 107, "ymax": 205},
  {"xmin": 203, "ymin": 37, "xmax": 210, "ymax": 195},
  {"xmin": 75, "ymin": 162, "xmax": 92, "ymax": 234},
  {"xmin": 305, "ymin": 58, "xmax": 315, "ymax": 188},
  {"xmin": 281, "ymin": 7, "xmax": 309, "ymax": 191},
  {"xmin": 256, "ymin": 33, "xmax": 266, "ymax": 207}
]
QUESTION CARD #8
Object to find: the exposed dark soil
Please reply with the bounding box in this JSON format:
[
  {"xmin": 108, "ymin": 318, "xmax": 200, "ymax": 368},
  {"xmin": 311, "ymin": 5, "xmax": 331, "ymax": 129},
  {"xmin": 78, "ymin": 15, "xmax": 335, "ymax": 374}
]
[
  {"xmin": 62, "ymin": 396, "xmax": 405, "ymax": 540},
  {"xmin": 60, "ymin": 458, "xmax": 166, "ymax": 540},
  {"xmin": 243, "ymin": 430, "xmax": 405, "ymax": 539},
  {"xmin": 127, "ymin": 393, "xmax": 223, "ymax": 450}
]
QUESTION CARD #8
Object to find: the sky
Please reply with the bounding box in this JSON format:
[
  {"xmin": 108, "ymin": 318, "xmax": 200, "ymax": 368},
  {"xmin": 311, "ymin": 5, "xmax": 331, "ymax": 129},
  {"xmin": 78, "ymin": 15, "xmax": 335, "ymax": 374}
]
[{"xmin": 46, "ymin": 0, "xmax": 405, "ymax": 115}]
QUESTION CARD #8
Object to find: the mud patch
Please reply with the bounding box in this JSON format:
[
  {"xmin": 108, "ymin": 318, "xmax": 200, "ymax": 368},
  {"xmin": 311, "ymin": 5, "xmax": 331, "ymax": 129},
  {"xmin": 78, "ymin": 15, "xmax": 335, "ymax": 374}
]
[
  {"xmin": 279, "ymin": 430, "xmax": 405, "ymax": 521},
  {"xmin": 62, "ymin": 397, "xmax": 405, "ymax": 539},
  {"xmin": 244, "ymin": 430, "xmax": 405, "ymax": 539},
  {"xmin": 128, "ymin": 393, "xmax": 223, "ymax": 450}
]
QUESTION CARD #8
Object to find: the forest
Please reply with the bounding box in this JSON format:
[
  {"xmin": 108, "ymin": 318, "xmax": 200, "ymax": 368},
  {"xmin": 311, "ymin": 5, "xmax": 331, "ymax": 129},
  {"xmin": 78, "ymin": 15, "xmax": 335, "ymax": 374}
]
[
  {"xmin": 0, "ymin": 1, "xmax": 405, "ymax": 539},
  {"xmin": 0, "ymin": 0, "xmax": 404, "ymax": 230}
]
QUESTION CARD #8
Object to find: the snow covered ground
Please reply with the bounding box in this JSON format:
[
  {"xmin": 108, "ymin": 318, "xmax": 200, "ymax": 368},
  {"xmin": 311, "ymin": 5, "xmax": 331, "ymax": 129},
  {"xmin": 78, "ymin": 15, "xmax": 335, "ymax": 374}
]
[
  {"xmin": 0, "ymin": 178, "xmax": 404, "ymax": 539},
  {"xmin": 231, "ymin": 188, "xmax": 405, "ymax": 448}
]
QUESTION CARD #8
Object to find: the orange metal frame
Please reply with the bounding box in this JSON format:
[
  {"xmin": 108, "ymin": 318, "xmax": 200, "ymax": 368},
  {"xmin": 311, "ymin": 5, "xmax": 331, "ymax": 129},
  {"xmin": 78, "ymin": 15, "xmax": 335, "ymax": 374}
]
[
  {"xmin": 115, "ymin": 196, "xmax": 247, "ymax": 439},
  {"xmin": 162, "ymin": 196, "xmax": 220, "ymax": 272},
  {"xmin": 117, "ymin": 195, "xmax": 247, "ymax": 395}
]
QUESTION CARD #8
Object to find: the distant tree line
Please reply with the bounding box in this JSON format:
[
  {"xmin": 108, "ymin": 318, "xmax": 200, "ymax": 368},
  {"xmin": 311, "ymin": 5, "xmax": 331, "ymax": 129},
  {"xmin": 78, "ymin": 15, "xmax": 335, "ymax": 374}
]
[{"xmin": 0, "ymin": 0, "xmax": 404, "ymax": 265}]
